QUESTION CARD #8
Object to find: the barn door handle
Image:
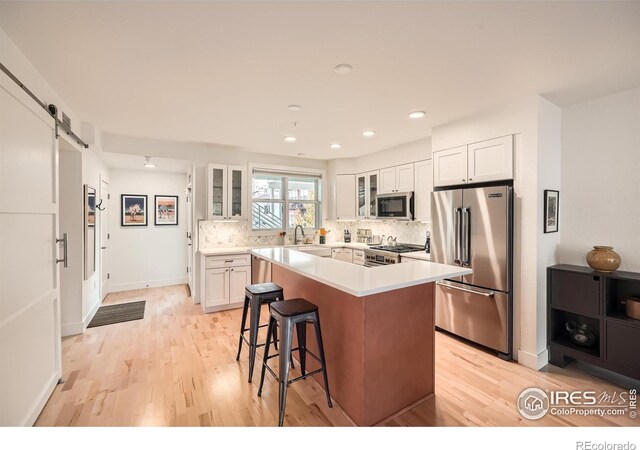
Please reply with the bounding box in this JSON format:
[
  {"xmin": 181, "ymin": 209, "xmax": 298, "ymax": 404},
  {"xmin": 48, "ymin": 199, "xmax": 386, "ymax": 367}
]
[{"xmin": 56, "ymin": 233, "xmax": 68, "ymax": 268}]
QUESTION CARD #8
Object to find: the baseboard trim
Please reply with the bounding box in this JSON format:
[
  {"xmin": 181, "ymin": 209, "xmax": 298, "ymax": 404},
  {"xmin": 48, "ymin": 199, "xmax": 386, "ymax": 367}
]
[
  {"xmin": 108, "ymin": 277, "xmax": 188, "ymax": 293},
  {"xmin": 82, "ymin": 297, "xmax": 102, "ymax": 332},
  {"xmin": 61, "ymin": 322, "xmax": 83, "ymax": 337},
  {"xmin": 24, "ymin": 370, "xmax": 60, "ymax": 426},
  {"xmin": 518, "ymin": 348, "xmax": 549, "ymax": 370},
  {"xmin": 203, "ymin": 301, "xmax": 244, "ymax": 314}
]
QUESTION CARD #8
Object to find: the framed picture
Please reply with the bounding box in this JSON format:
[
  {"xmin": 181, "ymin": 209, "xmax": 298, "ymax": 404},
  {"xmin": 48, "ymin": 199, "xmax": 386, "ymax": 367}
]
[
  {"xmin": 544, "ymin": 189, "xmax": 559, "ymax": 233},
  {"xmin": 155, "ymin": 195, "xmax": 179, "ymax": 226},
  {"xmin": 121, "ymin": 194, "xmax": 148, "ymax": 226}
]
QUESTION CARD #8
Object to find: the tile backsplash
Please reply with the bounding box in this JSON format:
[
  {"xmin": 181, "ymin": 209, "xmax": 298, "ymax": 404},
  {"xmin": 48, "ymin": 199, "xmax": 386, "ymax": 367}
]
[{"xmin": 199, "ymin": 219, "xmax": 430, "ymax": 249}]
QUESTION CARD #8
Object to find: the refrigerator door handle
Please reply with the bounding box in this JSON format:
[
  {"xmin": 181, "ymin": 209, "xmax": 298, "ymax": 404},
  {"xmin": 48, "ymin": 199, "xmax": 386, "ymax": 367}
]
[
  {"xmin": 462, "ymin": 207, "xmax": 470, "ymax": 265},
  {"xmin": 436, "ymin": 281, "xmax": 495, "ymax": 297},
  {"xmin": 453, "ymin": 208, "xmax": 461, "ymax": 264}
]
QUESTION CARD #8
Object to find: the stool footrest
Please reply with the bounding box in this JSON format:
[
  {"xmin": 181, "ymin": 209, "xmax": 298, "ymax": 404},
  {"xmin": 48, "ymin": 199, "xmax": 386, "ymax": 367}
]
[
  {"xmin": 287, "ymin": 368, "xmax": 323, "ymax": 385},
  {"xmin": 263, "ymin": 347, "xmax": 319, "ymax": 362}
]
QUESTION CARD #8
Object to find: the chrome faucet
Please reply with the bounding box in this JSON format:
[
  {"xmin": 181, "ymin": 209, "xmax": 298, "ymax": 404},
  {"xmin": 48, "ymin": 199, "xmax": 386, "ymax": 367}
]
[{"xmin": 294, "ymin": 225, "xmax": 305, "ymax": 245}]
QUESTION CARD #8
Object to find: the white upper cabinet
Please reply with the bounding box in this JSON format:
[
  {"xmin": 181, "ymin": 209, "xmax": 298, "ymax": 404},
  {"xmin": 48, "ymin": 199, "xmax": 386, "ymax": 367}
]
[
  {"xmin": 356, "ymin": 171, "xmax": 379, "ymax": 220},
  {"xmin": 379, "ymin": 163, "xmax": 415, "ymax": 194},
  {"xmin": 433, "ymin": 145, "xmax": 468, "ymax": 187},
  {"xmin": 414, "ymin": 159, "xmax": 433, "ymax": 222},
  {"xmin": 467, "ymin": 135, "xmax": 513, "ymax": 184},
  {"xmin": 207, "ymin": 164, "xmax": 246, "ymax": 220},
  {"xmin": 395, "ymin": 163, "xmax": 415, "ymax": 192},
  {"xmin": 433, "ymin": 136, "xmax": 514, "ymax": 187},
  {"xmin": 335, "ymin": 174, "xmax": 356, "ymax": 220}
]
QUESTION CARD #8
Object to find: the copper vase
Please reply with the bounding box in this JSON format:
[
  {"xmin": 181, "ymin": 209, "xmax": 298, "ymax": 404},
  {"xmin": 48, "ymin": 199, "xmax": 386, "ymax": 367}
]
[{"xmin": 586, "ymin": 246, "xmax": 621, "ymax": 272}]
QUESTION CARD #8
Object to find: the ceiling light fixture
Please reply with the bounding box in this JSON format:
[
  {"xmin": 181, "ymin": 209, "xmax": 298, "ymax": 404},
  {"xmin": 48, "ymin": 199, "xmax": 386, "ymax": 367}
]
[
  {"xmin": 288, "ymin": 104, "xmax": 302, "ymax": 111},
  {"xmin": 334, "ymin": 63, "xmax": 352, "ymax": 75},
  {"xmin": 362, "ymin": 130, "xmax": 376, "ymax": 137},
  {"xmin": 284, "ymin": 136, "xmax": 297, "ymax": 143},
  {"xmin": 144, "ymin": 156, "xmax": 156, "ymax": 168},
  {"xmin": 409, "ymin": 111, "xmax": 426, "ymax": 119},
  {"xmin": 330, "ymin": 143, "xmax": 342, "ymax": 150}
]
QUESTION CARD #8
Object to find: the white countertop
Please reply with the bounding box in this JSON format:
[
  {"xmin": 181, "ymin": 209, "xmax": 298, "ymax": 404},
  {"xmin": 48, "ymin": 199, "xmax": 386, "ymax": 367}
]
[
  {"xmin": 250, "ymin": 247, "xmax": 471, "ymax": 297},
  {"xmin": 198, "ymin": 242, "xmax": 370, "ymax": 257}
]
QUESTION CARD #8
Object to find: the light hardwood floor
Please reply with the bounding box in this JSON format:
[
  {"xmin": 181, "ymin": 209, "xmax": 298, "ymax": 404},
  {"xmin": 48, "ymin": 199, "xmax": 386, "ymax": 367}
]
[{"xmin": 35, "ymin": 285, "xmax": 638, "ymax": 426}]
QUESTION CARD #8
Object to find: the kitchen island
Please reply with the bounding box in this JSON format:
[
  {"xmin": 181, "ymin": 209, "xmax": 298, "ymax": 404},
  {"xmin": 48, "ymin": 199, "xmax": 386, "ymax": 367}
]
[{"xmin": 250, "ymin": 247, "xmax": 471, "ymax": 426}]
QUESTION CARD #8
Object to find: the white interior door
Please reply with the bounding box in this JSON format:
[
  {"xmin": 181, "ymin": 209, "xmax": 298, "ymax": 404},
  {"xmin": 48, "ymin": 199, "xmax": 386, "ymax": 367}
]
[
  {"xmin": 0, "ymin": 71, "xmax": 61, "ymax": 426},
  {"xmin": 100, "ymin": 179, "xmax": 110, "ymax": 299}
]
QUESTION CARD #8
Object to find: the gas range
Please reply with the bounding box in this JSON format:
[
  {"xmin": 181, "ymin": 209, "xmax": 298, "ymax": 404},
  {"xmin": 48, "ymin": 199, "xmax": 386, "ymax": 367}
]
[{"xmin": 364, "ymin": 244, "xmax": 426, "ymax": 266}]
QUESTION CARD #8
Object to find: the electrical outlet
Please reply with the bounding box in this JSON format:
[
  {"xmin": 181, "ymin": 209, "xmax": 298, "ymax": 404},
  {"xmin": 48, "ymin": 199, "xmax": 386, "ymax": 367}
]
[{"xmin": 228, "ymin": 234, "xmax": 234, "ymax": 243}]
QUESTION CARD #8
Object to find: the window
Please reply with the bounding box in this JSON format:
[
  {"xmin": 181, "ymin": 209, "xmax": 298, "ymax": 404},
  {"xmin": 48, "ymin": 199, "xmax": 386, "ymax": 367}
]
[{"xmin": 251, "ymin": 170, "xmax": 322, "ymax": 232}]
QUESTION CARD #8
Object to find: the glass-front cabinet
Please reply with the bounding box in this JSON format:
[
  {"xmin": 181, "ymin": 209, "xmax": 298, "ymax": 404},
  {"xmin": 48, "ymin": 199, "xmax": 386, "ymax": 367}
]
[
  {"xmin": 356, "ymin": 170, "xmax": 379, "ymax": 220},
  {"xmin": 207, "ymin": 164, "xmax": 246, "ymax": 220}
]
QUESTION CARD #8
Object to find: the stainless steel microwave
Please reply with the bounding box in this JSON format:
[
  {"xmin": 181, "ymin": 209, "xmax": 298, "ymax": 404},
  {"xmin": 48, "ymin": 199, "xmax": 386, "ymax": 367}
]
[{"xmin": 376, "ymin": 192, "xmax": 414, "ymax": 220}]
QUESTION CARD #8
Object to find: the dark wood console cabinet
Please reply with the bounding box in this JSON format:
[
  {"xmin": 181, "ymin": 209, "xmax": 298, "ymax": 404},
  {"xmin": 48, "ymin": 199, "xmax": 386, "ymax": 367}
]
[{"xmin": 548, "ymin": 264, "xmax": 640, "ymax": 380}]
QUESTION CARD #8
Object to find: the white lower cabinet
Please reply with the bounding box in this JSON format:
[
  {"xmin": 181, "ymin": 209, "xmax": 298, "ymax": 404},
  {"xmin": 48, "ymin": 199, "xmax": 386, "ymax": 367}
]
[
  {"xmin": 205, "ymin": 267, "xmax": 229, "ymax": 307},
  {"xmin": 202, "ymin": 253, "xmax": 251, "ymax": 312},
  {"xmin": 229, "ymin": 265, "xmax": 251, "ymax": 304},
  {"xmin": 332, "ymin": 247, "xmax": 353, "ymax": 263}
]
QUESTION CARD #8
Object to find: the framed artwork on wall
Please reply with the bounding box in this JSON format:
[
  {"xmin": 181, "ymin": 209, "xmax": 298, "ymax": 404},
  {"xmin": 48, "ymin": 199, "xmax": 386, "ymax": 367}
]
[
  {"xmin": 544, "ymin": 189, "xmax": 559, "ymax": 233},
  {"xmin": 155, "ymin": 195, "xmax": 179, "ymax": 226},
  {"xmin": 121, "ymin": 194, "xmax": 148, "ymax": 226}
]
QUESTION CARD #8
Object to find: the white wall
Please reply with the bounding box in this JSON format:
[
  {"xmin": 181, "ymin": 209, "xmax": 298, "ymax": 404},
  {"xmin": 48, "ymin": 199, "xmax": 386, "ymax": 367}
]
[
  {"xmin": 102, "ymin": 132, "xmax": 328, "ymax": 171},
  {"xmin": 82, "ymin": 145, "xmax": 110, "ymax": 325},
  {"xmin": 108, "ymin": 169, "xmax": 188, "ymax": 292},
  {"xmin": 431, "ymin": 95, "xmax": 562, "ymax": 369},
  {"xmin": 559, "ymin": 87, "xmax": 640, "ymax": 271}
]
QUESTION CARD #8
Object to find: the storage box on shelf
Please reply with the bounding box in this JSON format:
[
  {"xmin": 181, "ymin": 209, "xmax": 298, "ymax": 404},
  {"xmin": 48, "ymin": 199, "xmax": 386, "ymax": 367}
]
[{"xmin": 547, "ymin": 264, "xmax": 640, "ymax": 380}]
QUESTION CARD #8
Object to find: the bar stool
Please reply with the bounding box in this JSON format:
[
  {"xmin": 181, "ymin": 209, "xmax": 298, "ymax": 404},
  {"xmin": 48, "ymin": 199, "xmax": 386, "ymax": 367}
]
[
  {"xmin": 257, "ymin": 298, "xmax": 332, "ymax": 427},
  {"xmin": 236, "ymin": 282, "xmax": 285, "ymax": 383}
]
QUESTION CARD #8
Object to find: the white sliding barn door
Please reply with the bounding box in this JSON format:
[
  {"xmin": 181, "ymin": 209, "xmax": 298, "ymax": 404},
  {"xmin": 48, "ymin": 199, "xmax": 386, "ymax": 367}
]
[{"xmin": 0, "ymin": 71, "xmax": 61, "ymax": 426}]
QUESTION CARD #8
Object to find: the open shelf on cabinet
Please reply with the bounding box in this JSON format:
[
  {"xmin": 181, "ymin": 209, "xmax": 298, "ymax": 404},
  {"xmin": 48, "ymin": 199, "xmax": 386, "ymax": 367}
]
[{"xmin": 549, "ymin": 307, "xmax": 600, "ymax": 358}]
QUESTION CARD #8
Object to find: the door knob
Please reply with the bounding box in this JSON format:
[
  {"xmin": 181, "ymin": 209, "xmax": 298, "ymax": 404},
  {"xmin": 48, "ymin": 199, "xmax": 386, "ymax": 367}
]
[{"xmin": 101, "ymin": 246, "xmax": 107, "ymax": 250}]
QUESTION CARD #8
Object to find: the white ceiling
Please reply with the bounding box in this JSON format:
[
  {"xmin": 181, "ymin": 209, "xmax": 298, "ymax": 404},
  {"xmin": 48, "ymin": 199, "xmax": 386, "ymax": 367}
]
[
  {"xmin": 1, "ymin": 1, "xmax": 639, "ymax": 160},
  {"xmin": 99, "ymin": 151, "xmax": 190, "ymax": 173}
]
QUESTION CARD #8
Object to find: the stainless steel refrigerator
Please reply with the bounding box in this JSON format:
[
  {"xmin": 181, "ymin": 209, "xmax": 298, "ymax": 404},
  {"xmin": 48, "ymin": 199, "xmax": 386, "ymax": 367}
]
[{"xmin": 431, "ymin": 184, "xmax": 513, "ymax": 359}]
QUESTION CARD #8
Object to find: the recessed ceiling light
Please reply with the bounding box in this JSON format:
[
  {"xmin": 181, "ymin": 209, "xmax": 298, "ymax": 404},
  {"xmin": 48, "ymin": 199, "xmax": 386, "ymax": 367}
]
[
  {"xmin": 330, "ymin": 143, "xmax": 342, "ymax": 150},
  {"xmin": 284, "ymin": 136, "xmax": 297, "ymax": 143},
  {"xmin": 288, "ymin": 104, "xmax": 302, "ymax": 111},
  {"xmin": 334, "ymin": 63, "xmax": 352, "ymax": 75},
  {"xmin": 362, "ymin": 130, "xmax": 376, "ymax": 137},
  {"xmin": 144, "ymin": 156, "xmax": 155, "ymax": 168},
  {"xmin": 409, "ymin": 111, "xmax": 426, "ymax": 119}
]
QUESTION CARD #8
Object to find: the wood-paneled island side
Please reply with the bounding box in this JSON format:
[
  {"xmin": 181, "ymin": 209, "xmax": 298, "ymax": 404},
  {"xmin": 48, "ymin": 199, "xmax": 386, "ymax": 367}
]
[{"xmin": 251, "ymin": 247, "xmax": 471, "ymax": 426}]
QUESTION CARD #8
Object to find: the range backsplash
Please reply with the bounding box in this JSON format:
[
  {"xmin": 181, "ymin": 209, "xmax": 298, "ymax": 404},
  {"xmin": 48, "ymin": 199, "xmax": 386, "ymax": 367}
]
[{"xmin": 198, "ymin": 219, "xmax": 430, "ymax": 249}]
